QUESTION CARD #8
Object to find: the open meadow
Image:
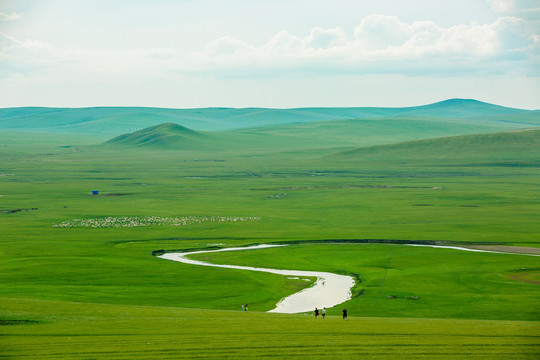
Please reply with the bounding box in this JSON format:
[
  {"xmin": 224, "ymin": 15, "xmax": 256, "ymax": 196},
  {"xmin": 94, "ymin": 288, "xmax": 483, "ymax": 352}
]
[{"xmin": 0, "ymin": 100, "xmax": 539, "ymax": 359}]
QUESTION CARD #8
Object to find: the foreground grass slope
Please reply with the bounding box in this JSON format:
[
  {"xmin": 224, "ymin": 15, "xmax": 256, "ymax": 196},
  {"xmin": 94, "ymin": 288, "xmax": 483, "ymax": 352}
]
[{"xmin": 1, "ymin": 298, "xmax": 538, "ymax": 360}]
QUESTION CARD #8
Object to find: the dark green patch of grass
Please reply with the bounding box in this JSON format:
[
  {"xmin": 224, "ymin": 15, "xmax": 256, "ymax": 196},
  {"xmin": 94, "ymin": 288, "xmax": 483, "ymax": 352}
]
[{"xmin": 0, "ymin": 319, "xmax": 41, "ymax": 325}]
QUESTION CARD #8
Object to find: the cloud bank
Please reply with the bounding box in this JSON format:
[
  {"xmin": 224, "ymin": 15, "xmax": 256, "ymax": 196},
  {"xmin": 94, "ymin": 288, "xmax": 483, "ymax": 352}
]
[
  {"xmin": 187, "ymin": 14, "xmax": 539, "ymax": 78},
  {"xmin": 1, "ymin": 14, "xmax": 538, "ymax": 82}
]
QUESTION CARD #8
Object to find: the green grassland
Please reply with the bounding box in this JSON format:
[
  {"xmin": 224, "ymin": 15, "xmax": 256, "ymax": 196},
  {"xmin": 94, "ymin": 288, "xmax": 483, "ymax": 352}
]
[
  {"xmin": 2, "ymin": 298, "xmax": 539, "ymax": 360},
  {"xmin": 190, "ymin": 243, "xmax": 540, "ymax": 320},
  {"xmin": 0, "ymin": 101, "xmax": 539, "ymax": 358}
]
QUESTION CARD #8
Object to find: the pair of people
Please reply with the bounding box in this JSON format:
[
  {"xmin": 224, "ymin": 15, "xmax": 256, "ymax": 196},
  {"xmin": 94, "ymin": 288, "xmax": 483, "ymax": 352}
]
[
  {"xmin": 241, "ymin": 304, "xmax": 248, "ymax": 311},
  {"xmin": 314, "ymin": 307, "xmax": 326, "ymax": 319}
]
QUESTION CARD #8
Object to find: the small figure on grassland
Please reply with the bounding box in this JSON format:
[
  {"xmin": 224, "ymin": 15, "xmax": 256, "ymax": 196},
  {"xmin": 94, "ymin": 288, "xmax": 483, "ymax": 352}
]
[
  {"xmin": 245, "ymin": 304, "xmax": 248, "ymax": 311},
  {"xmin": 314, "ymin": 308, "xmax": 319, "ymax": 318},
  {"xmin": 322, "ymin": 307, "xmax": 326, "ymax": 319},
  {"xmin": 241, "ymin": 304, "xmax": 245, "ymax": 311},
  {"xmin": 342, "ymin": 308, "xmax": 347, "ymax": 320}
]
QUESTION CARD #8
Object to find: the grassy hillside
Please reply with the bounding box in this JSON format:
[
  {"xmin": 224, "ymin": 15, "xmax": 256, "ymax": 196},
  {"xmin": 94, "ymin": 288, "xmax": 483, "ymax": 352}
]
[
  {"xmin": 101, "ymin": 116, "xmax": 537, "ymax": 154},
  {"xmin": 104, "ymin": 122, "xmax": 205, "ymax": 148},
  {"xmin": 236, "ymin": 117, "xmax": 529, "ymax": 150},
  {"xmin": 1, "ymin": 99, "xmax": 537, "ymax": 136},
  {"xmin": 2, "ymin": 298, "xmax": 538, "ymax": 360},
  {"xmin": 296, "ymin": 98, "xmax": 535, "ymax": 119},
  {"xmin": 337, "ymin": 128, "xmax": 540, "ymax": 161}
]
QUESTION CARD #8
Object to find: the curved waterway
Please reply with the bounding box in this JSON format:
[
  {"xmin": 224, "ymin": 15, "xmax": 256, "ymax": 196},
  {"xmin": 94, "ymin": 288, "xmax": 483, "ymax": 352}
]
[
  {"xmin": 407, "ymin": 244, "xmax": 540, "ymax": 256},
  {"xmin": 158, "ymin": 243, "xmax": 539, "ymax": 314},
  {"xmin": 158, "ymin": 244, "xmax": 355, "ymax": 314}
]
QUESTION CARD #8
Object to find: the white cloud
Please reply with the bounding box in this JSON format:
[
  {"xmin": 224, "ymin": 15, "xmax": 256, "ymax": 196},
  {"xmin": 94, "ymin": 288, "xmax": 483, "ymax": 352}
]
[
  {"xmin": 485, "ymin": 0, "xmax": 540, "ymax": 19},
  {"xmin": 0, "ymin": 14, "xmax": 538, "ymax": 83},
  {"xmin": 205, "ymin": 36, "xmax": 253, "ymax": 56},
  {"xmin": 486, "ymin": 0, "xmax": 516, "ymax": 13},
  {"xmin": 0, "ymin": 11, "xmax": 23, "ymax": 21},
  {"xmin": 354, "ymin": 15, "xmax": 414, "ymax": 50},
  {"xmin": 263, "ymin": 31, "xmax": 304, "ymax": 53},
  {"xmin": 306, "ymin": 27, "xmax": 348, "ymax": 49},
  {"xmin": 0, "ymin": 32, "xmax": 59, "ymax": 76},
  {"xmin": 187, "ymin": 14, "xmax": 538, "ymax": 77},
  {"xmin": 0, "ymin": 32, "xmax": 52, "ymax": 52}
]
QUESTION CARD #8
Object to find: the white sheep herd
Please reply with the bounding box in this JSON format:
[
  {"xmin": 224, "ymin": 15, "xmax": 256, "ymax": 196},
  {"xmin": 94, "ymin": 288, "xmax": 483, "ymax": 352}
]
[{"xmin": 53, "ymin": 216, "xmax": 261, "ymax": 228}]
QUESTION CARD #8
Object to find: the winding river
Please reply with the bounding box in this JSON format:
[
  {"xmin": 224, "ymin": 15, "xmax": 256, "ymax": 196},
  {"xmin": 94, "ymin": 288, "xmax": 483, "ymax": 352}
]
[
  {"xmin": 158, "ymin": 243, "xmax": 539, "ymax": 314},
  {"xmin": 158, "ymin": 244, "xmax": 355, "ymax": 313}
]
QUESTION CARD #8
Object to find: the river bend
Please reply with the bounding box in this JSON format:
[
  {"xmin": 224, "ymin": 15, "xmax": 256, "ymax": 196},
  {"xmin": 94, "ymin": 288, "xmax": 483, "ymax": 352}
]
[{"xmin": 158, "ymin": 244, "xmax": 355, "ymax": 313}]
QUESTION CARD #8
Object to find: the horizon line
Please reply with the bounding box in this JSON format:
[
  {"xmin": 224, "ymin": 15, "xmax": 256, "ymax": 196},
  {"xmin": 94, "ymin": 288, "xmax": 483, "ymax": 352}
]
[{"xmin": 1, "ymin": 98, "xmax": 538, "ymax": 111}]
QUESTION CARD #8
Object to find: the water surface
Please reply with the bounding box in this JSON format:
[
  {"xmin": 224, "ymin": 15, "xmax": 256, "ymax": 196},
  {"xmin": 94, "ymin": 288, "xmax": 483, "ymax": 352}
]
[{"xmin": 158, "ymin": 244, "xmax": 355, "ymax": 313}]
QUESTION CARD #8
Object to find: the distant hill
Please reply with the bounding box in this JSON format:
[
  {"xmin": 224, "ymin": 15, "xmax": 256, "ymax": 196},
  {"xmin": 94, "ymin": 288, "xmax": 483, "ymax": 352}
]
[
  {"xmin": 102, "ymin": 115, "xmax": 540, "ymax": 154},
  {"xmin": 104, "ymin": 123, "xmax": 205, "ymax": 149},
  {"xmin": 0, "ymin": 99, "xmax": 538, "ymax": 136},
  {"xmin": 335, "ymin": 128, "xmax": 540, "ymax": 161},
  {"xmin": 296, "ymin": 99, "xmax": 534, "ymax": 119},
  {"xmin": 388, "ymin": 98, "xmax": 526, "ymax": 118}
]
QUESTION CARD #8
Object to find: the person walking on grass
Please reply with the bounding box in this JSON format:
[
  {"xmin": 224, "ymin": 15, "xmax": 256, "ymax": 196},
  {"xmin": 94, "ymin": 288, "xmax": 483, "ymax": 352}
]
[
  {"xmin": 322, "ymin": 307, "xmax": 326, "ymax": 319},
  {"xmin": 342, "ymin": 308, "xmax": 347, "ymax": 320},
  {"xmin": 314, "ymin": 307, "xmax": 319, "ymax": 319}
]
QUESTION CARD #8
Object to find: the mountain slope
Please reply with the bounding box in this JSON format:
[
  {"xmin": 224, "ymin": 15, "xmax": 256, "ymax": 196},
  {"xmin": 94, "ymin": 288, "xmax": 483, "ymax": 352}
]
[
  {"xmin": 296, "ymin": 99, "xmax": 535, "ymax": 120},
  {"xmin": 335, "ymin": 128, "xmax": 540, "ymax": 161},
  {"xmin": 1, "ymin": 99, "xmax": 537, "ymax": 136},
  {"xmin": 101, "ymin": 114, "xmax": 539, "ymax": 154},
  {"xmin": 104, "ymin": 122, "xmax": 205, "ymax": 148}
]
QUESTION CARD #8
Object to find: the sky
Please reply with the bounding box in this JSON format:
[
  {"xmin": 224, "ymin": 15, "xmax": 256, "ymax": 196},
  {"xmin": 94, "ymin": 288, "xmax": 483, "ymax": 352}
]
[{"xmin": 1, "ymin": 0, "xmax": 539, "ymax": 109}]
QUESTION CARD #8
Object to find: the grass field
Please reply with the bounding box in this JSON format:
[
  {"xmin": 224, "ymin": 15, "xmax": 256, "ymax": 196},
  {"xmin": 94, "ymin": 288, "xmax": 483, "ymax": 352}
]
[
  {"xmin": 189, "ymin": 243, "xmax": 540, "ymax": 320},
  {"xmin": 2, "ymin": 298, "xmax": 539, "ymax": 360},
  {"xmin": 0, "ymin": 102, "xmax": 539, "ymax": 358}
]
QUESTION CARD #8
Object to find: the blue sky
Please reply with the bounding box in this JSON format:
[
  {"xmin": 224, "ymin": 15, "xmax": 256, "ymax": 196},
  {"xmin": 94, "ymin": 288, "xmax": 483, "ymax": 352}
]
[{"xmin": 1, "ymin": 0, "xmax": 539, "ymax": 109}]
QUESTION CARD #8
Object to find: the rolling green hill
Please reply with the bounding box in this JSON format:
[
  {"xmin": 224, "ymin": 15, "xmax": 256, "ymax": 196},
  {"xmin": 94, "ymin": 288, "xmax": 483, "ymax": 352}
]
[
  {"xmin": 237, "ymin": 116, "xmax": 531, "ymax": 149},
  {"xmin": 104, "ymin": 122, "xmax": 205, "ymax": 148},
  {"xmin": 101, "ymin": 116, "xmax": 538, "ymax": 154},
  {"xmin": 336, "ymin": 128, "xmax": 540, "ymax": 161},
  {"xmin": 1, "ymin": 99, "xmax": 537, "ymax": 137},
  {"xmin": 102, "ymin": 122, "xmax": 300, "ymax": 152}
]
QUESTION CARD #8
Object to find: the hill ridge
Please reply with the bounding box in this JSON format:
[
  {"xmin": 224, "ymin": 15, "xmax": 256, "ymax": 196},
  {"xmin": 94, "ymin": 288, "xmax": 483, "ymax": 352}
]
[
  {"xmin": 335, "ymin": 127, "xmax": 540, "ymax": 160},
  {"xmin": 1, "ymin": 99, "xmax": 537, "ymax": 136},
  {"xmin": 104, "ymin": 122, "xmax": 204, "ymax": 148}
]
